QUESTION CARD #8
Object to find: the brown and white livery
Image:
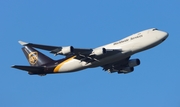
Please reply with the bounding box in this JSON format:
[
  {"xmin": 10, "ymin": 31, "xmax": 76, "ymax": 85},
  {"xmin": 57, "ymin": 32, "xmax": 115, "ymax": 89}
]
[{"xmin": 12, "ymin": 28, "xmax": 168, "ymax": 76}]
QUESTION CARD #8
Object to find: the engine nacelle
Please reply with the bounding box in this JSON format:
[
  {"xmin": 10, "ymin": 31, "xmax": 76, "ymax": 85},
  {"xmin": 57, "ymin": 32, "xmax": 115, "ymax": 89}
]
[
  {"xmin": 57, "ymin": 46, "xmax": 74, "ymax": 55},
  {"xmin": 128, "ymin": 59, "xmax": 140, "ymax": 67},
  {"xmin": 90, "ymin": 48, "xmax": 106, "ymax": 56},
  {"xmin": 118, "ymin": 67, "xmax": 134, "ymax": 74}
]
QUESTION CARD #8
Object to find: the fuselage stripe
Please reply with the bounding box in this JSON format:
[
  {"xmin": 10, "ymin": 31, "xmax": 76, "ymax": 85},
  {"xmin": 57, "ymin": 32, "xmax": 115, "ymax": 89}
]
[{"xmin": 53, "ymin": 56, "xmax": 76, "ymax": 72}]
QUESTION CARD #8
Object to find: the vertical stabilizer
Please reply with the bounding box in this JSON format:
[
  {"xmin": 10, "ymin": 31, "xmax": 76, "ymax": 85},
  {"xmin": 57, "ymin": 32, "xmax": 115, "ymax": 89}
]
[{"xmin": 22, "ymin": 46, "xmax": 54, "ymax": 66}]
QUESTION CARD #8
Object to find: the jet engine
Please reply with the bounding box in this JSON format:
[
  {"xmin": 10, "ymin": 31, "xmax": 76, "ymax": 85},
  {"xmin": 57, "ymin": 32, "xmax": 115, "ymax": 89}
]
[
  {"xmin": 128, "ymin": 59, "xmax": 140, "ymax": 67},
  {"xmin": 90, "ymin": 48, "xmax": 106, "ymax": 56},
  {"xmin": 57, "ymin": 46, "xmax": 74, "ymax": 55},
  {"xmin": 118, "ymin": 67, "xmax": 134, "ymax": 74}
]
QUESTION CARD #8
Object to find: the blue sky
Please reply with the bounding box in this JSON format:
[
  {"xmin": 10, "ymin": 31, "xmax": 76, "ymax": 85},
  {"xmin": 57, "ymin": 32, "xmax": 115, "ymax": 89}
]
[{"xmin": 1, "ymin": 0, "xmax": 180, "ymax": 107}]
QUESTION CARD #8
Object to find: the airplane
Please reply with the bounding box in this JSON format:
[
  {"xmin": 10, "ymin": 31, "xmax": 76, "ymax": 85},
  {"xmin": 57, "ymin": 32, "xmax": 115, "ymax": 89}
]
[{"xmin": 12, "ymin": 28, "xmax": 168, "ymax": 76}]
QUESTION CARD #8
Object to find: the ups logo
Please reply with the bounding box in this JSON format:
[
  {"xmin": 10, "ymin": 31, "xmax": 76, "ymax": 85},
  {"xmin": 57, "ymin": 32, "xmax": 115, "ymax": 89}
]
[{"xmin": 28, "ymin": 52, "xmax": 38, "ymax": 65}]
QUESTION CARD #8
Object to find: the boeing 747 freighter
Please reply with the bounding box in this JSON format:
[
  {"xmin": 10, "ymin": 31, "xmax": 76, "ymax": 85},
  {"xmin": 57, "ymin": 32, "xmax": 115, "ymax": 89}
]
[{"xmin": 12, "ymin": 28, "xmax": 168, "ymax": 76}]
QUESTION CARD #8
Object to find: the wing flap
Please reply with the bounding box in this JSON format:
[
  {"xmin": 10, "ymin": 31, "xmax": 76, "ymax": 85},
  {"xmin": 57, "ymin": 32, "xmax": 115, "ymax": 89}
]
[{"xmin": 101, "ymin": 56, "xmax": 130, "ymax": 72}]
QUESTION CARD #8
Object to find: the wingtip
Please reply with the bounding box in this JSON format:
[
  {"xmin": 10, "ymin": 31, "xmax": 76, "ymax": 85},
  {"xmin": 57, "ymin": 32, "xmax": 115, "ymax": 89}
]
[
  {"xmin": 18, "ymin": 41, "xmax": 28, "ymax": 46},
  {"xmin": 11, "ymin": 65, "xmax": 16, "ymax": 68}
]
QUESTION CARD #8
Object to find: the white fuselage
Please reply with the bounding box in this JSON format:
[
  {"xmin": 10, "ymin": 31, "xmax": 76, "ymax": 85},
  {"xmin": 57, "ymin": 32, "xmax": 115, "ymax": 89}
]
[{"xmin": 54, "ymin": 28, "xmax": 168, "ymax": 73}]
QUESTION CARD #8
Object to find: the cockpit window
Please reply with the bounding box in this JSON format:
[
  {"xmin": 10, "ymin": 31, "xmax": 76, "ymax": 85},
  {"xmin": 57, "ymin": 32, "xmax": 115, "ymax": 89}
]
[{"xmin": 152, "ymin": 28, "xmax": 158, "ymax": 31}]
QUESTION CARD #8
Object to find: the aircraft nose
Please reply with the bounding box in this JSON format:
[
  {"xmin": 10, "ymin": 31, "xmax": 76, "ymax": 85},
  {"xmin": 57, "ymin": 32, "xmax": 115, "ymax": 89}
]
[
  {"xmin": 157, "ymin": 30, "xmax": 169, "ymax": 42},
  {"xmin": 162, "ymin": 31, "xmax": 168, "ymax": 38}
]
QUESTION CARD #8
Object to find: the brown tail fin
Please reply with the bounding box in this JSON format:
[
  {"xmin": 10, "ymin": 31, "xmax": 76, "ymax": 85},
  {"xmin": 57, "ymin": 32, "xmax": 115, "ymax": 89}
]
[{"xmin": 22, "ymin": 46, "xmax": 54, "ymax": 66}]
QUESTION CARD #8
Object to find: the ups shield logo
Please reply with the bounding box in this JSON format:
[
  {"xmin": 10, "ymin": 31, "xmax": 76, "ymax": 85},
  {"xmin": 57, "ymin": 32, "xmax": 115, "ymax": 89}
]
[{"xmin": 29, "ymin": 52, "xmax": 38, "ymax": 65}]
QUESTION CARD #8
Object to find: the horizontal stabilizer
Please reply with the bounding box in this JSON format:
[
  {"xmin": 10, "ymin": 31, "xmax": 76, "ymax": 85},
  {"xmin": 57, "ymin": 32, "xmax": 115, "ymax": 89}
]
[{"xmin": 11, "ymin": 65, "xmax": 45, "ymax": 74}]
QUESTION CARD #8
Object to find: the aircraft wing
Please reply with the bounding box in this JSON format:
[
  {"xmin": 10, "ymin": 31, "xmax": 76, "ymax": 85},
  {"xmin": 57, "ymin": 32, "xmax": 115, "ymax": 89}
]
[
  {"xmin": 18, "ymin": 41, "xmax": 122, "ymax": 62},
  {"xmin": 101, "ymin": 56, "xmax": 133, "ymax": 73},
  {"xmin": 18, "ymin": 41, "xmax": 93, "ymax": 55}
]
